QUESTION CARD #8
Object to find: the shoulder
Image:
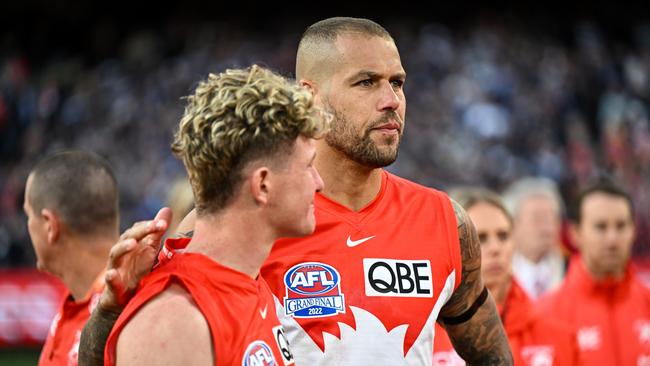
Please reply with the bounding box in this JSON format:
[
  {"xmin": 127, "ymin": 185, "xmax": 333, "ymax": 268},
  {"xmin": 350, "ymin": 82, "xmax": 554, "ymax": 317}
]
[
  {"xmin": 384, "ymin": 172, "xmax": 454, "ymax": 217},
  {"xmin": 385, "ymin": 171, "xmax": 446, "ymax": 197},
  {"xmin": 116, "ymin": 284, "xmax": 213, "ymax": 366}
]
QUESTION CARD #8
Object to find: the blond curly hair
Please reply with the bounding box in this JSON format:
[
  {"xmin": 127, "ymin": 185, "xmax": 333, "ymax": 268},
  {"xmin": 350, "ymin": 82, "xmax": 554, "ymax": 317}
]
[{"xmin": 172, "ymin": 65, "xmax": 328, "ymax": 215}]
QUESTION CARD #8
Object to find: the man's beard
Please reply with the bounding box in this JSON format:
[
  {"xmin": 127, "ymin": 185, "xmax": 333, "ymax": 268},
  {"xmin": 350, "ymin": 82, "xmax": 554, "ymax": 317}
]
[{"xmin": 324, "ymin": 106, "xmax": 402, "ymax": 168}]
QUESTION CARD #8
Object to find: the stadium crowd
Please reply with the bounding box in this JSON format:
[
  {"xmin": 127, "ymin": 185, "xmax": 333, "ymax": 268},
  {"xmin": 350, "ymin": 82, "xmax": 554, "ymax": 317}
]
[{"xmin": 1, "ymin": 18, "xmax": 650, "ymax": 267}]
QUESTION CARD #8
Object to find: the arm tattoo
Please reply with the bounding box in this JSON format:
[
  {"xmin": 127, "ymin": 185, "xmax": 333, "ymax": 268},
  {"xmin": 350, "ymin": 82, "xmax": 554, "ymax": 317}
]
[
  {"xmin": 445, "ymin": 297, "xmax": 511, "ymax": 365},
  {"xmin": 441, "ymin": 200, "xmax": 482, "ymax": 316},
  {"xmin": 78, "ymin": 306, "xmax": 121, "ymax": 366},
  {"xmin": 439, "ymin": 200, "xmax": 513, "ymax": 365}
]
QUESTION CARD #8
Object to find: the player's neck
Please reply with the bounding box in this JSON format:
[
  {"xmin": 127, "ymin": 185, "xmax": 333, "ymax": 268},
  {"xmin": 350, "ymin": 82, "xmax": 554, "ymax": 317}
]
[
  {"xmin": 315, "ymin": 145, "xmax": 383, "ymax": 212},
  {"xmin": 187, "ymin": 210, "xmax": 274, "ymax": 279},
  {"xmin": 490, "ymin": 278, "xmax": 512, "ymax": 307},
  {"xmin": 59, "ymin": 236, "xmax": 114, "ymax": 301}
]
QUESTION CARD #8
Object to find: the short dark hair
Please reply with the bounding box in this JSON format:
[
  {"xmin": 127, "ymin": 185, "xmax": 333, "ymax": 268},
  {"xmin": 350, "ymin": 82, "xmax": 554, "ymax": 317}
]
[
  {"xmin": 299, "ymin": 17, "xmax": 393, "ymax": 48},
  {"xmin": 572, "ymin": 179, "xmax": 634, "ymax": 224},
  {"xmin": 28, "ymin": 150, "xmax": 119, "ymax": 235}
]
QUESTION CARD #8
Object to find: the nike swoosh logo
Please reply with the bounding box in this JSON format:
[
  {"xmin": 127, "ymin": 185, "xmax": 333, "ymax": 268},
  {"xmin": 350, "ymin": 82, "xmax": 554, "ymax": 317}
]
[
  {"xmin": 260, "ymin": 305, "xmax": 268, "ymax": 319},
  {"xmin": 346, "ymin": 235, "xmax": 376, "ymax": 247}
]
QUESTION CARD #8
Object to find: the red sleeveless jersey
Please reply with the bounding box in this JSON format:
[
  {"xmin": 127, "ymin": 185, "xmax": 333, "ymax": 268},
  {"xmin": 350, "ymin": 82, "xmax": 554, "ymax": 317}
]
[
  {"xmin": 38, "ymin": 274, "xmax": 104, "ymax": 366},
  {"xmin": 261, "ymin": 170, "xmax": 462, "ymax": 365},
  {"xmin": 104, "ymin": 240, "xmax": 294, "ymax": 366}
]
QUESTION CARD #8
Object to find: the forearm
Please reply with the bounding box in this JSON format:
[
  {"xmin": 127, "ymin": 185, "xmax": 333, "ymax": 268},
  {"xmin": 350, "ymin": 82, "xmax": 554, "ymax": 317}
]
[
  {"xmin": 78, "ymin": 306, "xmax": 121, "ymax": 366},
  {"xmin": 443, "ymin": 295, "xmax": 513, "ymax": 365}
]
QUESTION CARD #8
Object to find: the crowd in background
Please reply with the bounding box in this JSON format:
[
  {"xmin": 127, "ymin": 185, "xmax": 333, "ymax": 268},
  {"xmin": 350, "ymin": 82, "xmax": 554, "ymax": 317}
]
[{"xmin": 2, "ymin": 18, "xmax": 650, "ymax": 267}]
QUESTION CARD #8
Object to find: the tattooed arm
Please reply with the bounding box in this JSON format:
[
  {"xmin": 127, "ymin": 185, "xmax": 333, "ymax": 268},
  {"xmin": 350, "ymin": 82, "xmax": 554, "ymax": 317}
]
[
  {"xmin": 438, "ymin": 200, "xmax": 513, "ymax": 365},
  {"xmin": 78, "ymin": 208, "xmax": 196, "ymax": 366}
]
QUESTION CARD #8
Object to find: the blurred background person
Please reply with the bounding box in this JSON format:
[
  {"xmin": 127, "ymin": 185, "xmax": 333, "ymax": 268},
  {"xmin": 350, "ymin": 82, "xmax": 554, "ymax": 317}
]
[
  {"xmin": 502, "ymin": 177, "xmax": 567, "ymax": 299},
  {"xmin": 23, "ymin": 150, "xmax": 119, "ymax": 366},
  {"xmin": 433, "ymin": 187, "xmax": 578, "ymax": 366},
  {"xmin": 538, "ymin": 179, "xmax": 650, "ymax": 366},
  {"xmin": 164, "ymin": 176, "xmax": 193, "ymax": 234}
]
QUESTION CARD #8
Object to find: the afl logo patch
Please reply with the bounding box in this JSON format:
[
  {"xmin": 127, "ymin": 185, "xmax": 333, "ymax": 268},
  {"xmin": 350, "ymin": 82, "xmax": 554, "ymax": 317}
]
[
  {"xmin": 242, "ymin": 340, "xmax": 276, "ymax": 366},
  {"xmin": 283, "ymin": 262, "xmax": 345, "ymax": 318}
]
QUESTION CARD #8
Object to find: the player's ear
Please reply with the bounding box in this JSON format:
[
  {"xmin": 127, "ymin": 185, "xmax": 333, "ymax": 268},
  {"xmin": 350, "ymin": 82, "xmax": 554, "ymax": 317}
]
[
  {"xmin": 41, "ymin": 208, "xmax": 60, "ymax": 244},
  {"xmin": 250, "ymin": 166, "xmax": 271, "ymax": 206},
  {"xmin": 299, "ymin": 79, "xmax": 318, "ymax": 96}
]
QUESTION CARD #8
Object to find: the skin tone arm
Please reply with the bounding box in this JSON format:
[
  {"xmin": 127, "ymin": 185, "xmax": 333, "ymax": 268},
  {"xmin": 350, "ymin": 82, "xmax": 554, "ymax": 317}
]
[
  {"xmin": 78, "ymin": 208, "xmax": 173, "ymax": 366},
  {"xmin": 438, "ymin": 201, "xmax": 513, "ymax": 365},
  {"xmin": 115, "ymin": 284, "xmax": 213, "ymax": 366}
]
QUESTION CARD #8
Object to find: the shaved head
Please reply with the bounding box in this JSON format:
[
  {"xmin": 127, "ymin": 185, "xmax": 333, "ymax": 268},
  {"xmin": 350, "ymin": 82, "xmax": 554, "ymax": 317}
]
[
  {"xmin": 296, "ymin": 17, "xmax": 393, "ymax": 84},
  {"xmin": 27, "ymin": 150, "xmax": 119, "ymax": 236}
]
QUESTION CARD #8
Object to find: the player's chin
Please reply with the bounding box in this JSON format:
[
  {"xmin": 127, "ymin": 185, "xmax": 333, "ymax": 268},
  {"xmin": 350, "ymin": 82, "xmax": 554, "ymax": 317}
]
[
  {"xmin": 286, "ymin": 218, "xmax": 316, "ymax": 238},
  {"xmin": 371, "ymin": 132, "xmax": 400, "ymax": 146}
]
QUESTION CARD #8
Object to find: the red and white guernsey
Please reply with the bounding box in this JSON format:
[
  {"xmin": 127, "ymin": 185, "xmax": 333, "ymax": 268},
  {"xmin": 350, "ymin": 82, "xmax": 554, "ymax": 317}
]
[
  {"xmin": 261, "ymin": 170, "xmax": 462, "ymax": 365},
  {"xmin": 105, "ymin": 238, "xmax": 294, "ymax": 366}
]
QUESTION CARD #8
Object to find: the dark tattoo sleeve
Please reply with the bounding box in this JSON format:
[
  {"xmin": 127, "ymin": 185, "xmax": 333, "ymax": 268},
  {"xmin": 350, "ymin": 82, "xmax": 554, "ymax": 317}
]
[
  {"xmin": 440, "ymin": 200, "xmax": 482, "ymax": 316},
  {"xmin": 438, "ymin": 200, "xmax": 513, "ymax": 365},
  {"xmin": 78, "ymin": 306, "xmax": 121, "ymax": 366}
]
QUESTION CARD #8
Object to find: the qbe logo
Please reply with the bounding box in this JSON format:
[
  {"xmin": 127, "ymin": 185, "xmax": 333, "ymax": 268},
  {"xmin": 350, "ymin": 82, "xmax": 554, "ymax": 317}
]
[
  {"xmin": 283, "ymin": 262, "xmax": 345, "ymax": 318},
  {"xmin": 272, "ymin": 325, "xmax": 294, "ymax": 365},
  {"xmin": 363, "ymin": 259, "xmax": 433, "ymax": 297},
  {"xmin": 242, "ymin": 340, "xmax": 276, "ymax": 366}
]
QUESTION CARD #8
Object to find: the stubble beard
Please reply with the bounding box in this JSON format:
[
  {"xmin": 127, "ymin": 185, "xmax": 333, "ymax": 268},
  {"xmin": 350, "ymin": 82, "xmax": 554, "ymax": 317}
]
[{"xmin": 323, "ymin": 107, "xmax": 402, "ymax": 169}]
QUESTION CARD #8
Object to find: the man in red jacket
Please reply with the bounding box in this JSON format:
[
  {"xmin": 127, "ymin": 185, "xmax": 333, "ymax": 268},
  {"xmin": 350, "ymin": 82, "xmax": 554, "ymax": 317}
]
[{"xmin": 538, "ymin": 180, "xmax": 650, "ymax": 366}]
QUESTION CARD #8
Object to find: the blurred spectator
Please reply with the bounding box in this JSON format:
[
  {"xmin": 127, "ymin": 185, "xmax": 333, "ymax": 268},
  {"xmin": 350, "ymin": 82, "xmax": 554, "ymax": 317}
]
[
  {"xmin": 502, "ymin": 176, "xmax": 567, "ymax": 299},
  {"xmin": 164, "ymin": 175, "xmax": 194, "ymax": 234},
  {"xmin": 1, "ymin": 18, "xmax": 650, "ymax": 268}
]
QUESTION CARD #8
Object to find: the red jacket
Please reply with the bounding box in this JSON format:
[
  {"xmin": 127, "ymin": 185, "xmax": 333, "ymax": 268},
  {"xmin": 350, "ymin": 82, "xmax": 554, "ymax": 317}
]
[
  {"xmin": 434, "ymin": 279, "xmax": 579, "ymax": 365},
  {"xmin": 538, "ymin": 256, "xmax": 650, "ymax": 366}
]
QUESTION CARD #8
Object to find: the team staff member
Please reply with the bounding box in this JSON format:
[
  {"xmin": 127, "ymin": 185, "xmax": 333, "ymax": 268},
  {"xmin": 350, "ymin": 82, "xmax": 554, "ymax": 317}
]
[
  {"xmin": 538, "ymin": 180, "xmax": 650, "ymax": 366},
  {"xmin": 433, "ymin": 187, "xmax": 579, "ymax": 366},
  {"xmin": 24, "ymin": 150, "xmax": 120, "ymax": 366}
]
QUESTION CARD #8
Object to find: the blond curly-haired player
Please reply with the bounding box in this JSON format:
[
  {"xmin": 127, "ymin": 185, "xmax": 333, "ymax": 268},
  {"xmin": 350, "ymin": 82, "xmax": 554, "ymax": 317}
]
[{"xmin": 100, "ymin": 65, "xmax": 328, "ymax": 366}]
